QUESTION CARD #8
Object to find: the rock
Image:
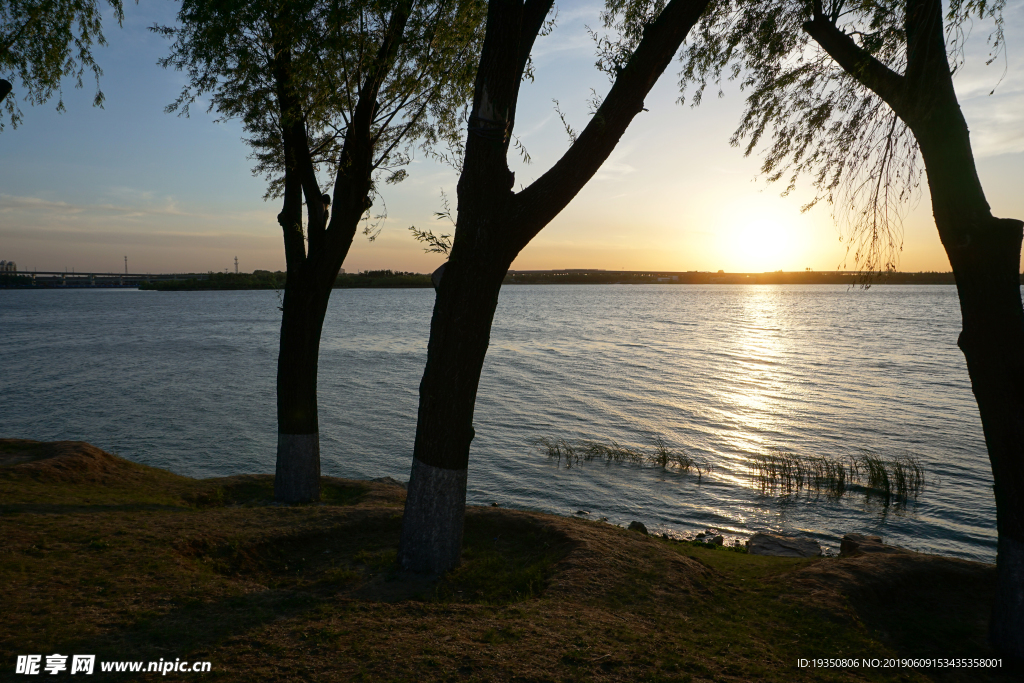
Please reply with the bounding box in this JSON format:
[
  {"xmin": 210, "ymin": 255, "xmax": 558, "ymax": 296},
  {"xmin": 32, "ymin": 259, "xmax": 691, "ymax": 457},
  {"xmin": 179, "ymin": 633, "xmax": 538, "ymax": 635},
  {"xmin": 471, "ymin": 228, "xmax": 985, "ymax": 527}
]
[
  {"xmin": 628, "ymin": 521, "xmax": 648, "ymax": 535},
  {"xmin": 747, "ymin": 533, "xmax": 821, "ymax": 557},
  {"xmin": 711, "ymin": 535, "xmax": 724, "ymax": 546},
  {"xmin": 840, "ymin": 533, "xmax": 913, "ymax": 557},
  {"xmin": 575, "ymin": 510, "xmax": 589, "ymax": 515}
]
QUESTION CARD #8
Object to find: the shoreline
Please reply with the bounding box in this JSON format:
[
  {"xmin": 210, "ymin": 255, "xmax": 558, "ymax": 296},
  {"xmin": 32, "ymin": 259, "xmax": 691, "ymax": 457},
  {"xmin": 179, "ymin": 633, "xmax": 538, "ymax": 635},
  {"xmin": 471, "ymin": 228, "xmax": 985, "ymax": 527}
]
[
  {"xmin": 2, "ymin": 269, "xmax": 996, "ymax": 290},
  {"xmin": 2, "ymin": 438, "xmax": 1013, "ymax": 681}
]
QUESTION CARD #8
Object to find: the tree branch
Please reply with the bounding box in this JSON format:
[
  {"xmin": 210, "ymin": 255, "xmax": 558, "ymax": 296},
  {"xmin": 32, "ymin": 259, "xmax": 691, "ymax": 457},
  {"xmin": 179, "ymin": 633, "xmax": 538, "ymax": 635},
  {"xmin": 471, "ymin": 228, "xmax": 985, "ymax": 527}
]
[
  {"xmin": 903, "ymin": 0, "xmax": 952, "ymax": 101},
  {"xmin": 324, "ymin": 0, "xmax": 412, "ymax": 257},
  {"xmin": 510, "ymin": 0, "xmax": 712, "ymax": 249},
  {"xmin": 802, "ymin": 9, "xmax": 907, "ymax": 115},
  {"xmin": 270, "ymin": 27, "xmax": 327, "ymax": 256},
  {"xmin": 0, "ymin": 0, "xmax": 54, "ymax": 55},
  {"xmin": 514, "ymin": 0, "xmax": 555, "ymax": 87}
]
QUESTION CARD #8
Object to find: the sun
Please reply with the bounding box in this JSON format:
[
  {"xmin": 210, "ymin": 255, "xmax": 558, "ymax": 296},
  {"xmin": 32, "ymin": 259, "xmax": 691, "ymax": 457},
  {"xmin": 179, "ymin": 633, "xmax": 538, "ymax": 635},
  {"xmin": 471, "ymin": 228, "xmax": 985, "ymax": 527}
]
[
  {"xmin": 735, "ymin": 218, "xmax": 791, "ymax": 269},
  {"xmin": 714, "ymin": 204, "xmax": 798, "ymax": 272}
]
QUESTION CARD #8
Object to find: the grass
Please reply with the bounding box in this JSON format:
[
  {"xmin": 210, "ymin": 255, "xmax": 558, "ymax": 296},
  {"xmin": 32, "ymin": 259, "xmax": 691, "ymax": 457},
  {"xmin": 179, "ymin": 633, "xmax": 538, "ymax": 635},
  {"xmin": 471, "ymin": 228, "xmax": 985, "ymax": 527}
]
[
  {"xmin": 858, "ymin": 449, "xmax": 926, "ymax": 504},
  {"xmin": 1, "ymin": 438, "xmax": 1013, "ymax": 682},
  {"xmin": 536, "ymin": 436, "xmax": 712, "ymax": 480},
  {"xmin": 750, "ymin": 448, "xmax": 925, "ymax": 505}
]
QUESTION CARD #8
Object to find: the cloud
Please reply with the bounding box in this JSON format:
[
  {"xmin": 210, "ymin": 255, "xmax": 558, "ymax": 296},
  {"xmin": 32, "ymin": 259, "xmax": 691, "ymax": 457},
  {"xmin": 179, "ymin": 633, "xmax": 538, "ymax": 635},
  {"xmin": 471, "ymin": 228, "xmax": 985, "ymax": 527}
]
[
  {"xmin": 0, "ymin": 192, "xmax": 277, "ymax": 227},
  {"xmin": 593, "ymin": 143, "xmax": 638, "ymax": 181},
  {"xmin": 529, "ymin": 2, "xmax": 604, "ymax": 62},
  {"xmin": 0, "ymin": 192, "xmax": 186, "ymax": 220},
  {"xmin": 950, "ymin": 4, "xmax": 1024, "ymax": 156},
  {"xmin": 1, "ymin": 225, "xmax": 278, "ymax": 249},
  {"xmin": 958, "ymin": 80, "xmax": 1024, "ymax": 156}
]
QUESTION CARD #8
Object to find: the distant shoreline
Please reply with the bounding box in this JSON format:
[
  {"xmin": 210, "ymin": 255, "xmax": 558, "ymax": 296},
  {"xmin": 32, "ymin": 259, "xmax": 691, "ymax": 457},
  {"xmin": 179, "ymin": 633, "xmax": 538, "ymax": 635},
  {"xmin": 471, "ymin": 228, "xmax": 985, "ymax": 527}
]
[
  {"xmin": 503, "ymin": 270, "xmax": 963, "ymax": 286},
  {"xmin": 1, "ymin": 269, "xmax": 986, "ymax": 290}
]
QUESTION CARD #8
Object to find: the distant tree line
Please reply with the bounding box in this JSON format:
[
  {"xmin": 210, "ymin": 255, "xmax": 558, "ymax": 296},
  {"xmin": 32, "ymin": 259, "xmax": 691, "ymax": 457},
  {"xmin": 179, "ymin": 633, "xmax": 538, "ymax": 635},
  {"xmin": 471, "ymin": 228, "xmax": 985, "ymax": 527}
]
[
  {"xmin": 0, "ymin": 273, "xmax": 33, "ymax": 287},
  {"xmin": 139, "ymin": 271, "xmax": 286, "ymax": 291},
  {"xmin": 335, "ymin": 270, "xmax": 432, "ymax": 288},
  {"xmin": 136, "ymin": 269, "xmax": 433, "ymax": 291}
]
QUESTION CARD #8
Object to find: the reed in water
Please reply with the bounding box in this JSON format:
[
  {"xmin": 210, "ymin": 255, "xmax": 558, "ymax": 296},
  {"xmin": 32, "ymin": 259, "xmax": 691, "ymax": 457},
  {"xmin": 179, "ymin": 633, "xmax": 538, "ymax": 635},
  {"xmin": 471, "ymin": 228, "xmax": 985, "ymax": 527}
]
[
  {"xmin": 535, "ymin": 437, "xmax": 711, "ymax": 480},
  {"xmin": 750, "ymin": 448, "xmax": 924, "ymax": 505}
]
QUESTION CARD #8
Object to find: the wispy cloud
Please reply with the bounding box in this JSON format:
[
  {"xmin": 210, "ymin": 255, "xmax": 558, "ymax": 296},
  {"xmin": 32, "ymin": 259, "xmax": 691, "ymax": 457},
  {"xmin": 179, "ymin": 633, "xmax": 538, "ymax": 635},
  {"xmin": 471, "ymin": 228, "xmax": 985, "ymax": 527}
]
[
  {"xmin": 530, "ymin": 2, "xmax": 604, "ymax": 62},
  {"xmin": 593, "ymin": 143, "xmax": 638, "ymax": 181},
  {"xmin": 0, "ymin": 192, "xmax": 276, "ymax": 226},
  {"xmin": 951, "ymin": 4, "xmax": 1024, "ymax": 157},
  {"xmin": 2, "ymin": 225, "xmax": 278, "ymax": 249},
  {"xmin": 0, "ymin": 192, "xmax": 187, "ymax": 220}
]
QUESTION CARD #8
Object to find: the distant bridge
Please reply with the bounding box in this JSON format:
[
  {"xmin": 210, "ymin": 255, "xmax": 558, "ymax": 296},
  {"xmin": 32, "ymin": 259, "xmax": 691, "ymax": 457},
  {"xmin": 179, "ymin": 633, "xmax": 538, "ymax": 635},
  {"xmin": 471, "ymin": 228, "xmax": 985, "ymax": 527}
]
[{"xmin": 2, "ymin": 272, "xmax": 209, "ymax": 288}]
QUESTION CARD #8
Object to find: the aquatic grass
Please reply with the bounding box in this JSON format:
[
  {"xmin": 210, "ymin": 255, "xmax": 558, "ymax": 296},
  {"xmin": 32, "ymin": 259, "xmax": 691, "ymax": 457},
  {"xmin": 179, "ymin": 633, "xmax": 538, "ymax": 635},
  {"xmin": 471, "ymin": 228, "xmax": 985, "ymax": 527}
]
[
  {"xmin": 858, "ymin": 451, "xmax": 891, "ymax": 501},
  {"xmin": 751, "ymin": 448, "xmax": 853, "ymax": 496},
  {"xmin": 855, "ymin": 449, "xmax": 925, "ymax": 505},
  {"xmin": 751, "ymin": 448, "xmax": 925, "ymax": 505},
  {"xmin": 535, "ymin": 437, "xmax": 711, "ymax": 480}
]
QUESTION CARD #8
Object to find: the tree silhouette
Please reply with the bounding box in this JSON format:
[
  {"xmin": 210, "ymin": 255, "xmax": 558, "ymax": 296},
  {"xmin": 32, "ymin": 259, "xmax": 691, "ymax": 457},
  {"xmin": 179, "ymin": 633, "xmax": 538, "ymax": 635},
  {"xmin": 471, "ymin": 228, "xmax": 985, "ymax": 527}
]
[
  {"xmin": 156, "ymin": 0, "xmax": 483, "ymax": 502},
  {"xmin": 397, "ymin": 0, "xmax": 714, "ymax": 574},
  {"xmin": 679, "ymin": 0, "xmax": 1024, "ymax": 659},
  {"xmin": 1, "ymin": 0, "xmax": 128, "ymax": 132}
]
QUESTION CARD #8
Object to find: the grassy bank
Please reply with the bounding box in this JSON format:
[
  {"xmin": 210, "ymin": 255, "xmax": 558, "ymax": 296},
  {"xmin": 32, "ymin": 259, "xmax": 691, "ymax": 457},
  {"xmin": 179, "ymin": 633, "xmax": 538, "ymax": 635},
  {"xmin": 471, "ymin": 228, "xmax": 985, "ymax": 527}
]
[{"xmin": 0, "ymin": 439, "xmax": 1013, "ymax": 682}]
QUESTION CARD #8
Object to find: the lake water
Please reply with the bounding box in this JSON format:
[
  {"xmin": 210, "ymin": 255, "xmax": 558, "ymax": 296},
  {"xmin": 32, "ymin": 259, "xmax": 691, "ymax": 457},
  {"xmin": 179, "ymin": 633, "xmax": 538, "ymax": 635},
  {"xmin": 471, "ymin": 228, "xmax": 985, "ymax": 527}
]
[{"xmin": 0, "ymin": 285, "xmax": 997, "ymax": 562}]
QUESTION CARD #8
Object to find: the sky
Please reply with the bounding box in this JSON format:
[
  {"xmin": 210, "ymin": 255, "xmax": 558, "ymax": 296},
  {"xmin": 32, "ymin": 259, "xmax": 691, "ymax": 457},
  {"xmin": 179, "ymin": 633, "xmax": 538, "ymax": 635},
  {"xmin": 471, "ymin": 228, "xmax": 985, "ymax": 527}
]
[{"xmin": 2, "ymin": 0, "xmax": 1024, "ymax": 275}]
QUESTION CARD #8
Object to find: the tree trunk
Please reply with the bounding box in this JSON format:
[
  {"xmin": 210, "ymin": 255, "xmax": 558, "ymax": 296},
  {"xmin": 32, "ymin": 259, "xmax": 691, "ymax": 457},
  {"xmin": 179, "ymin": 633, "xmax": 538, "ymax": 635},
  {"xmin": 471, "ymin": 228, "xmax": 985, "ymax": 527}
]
[
  {"xmin": 914, "ymin": 106, "xmax": 1024, "ymax": 661},
  {"xmin": 274, "ymin": 267, "xmax": 332, "ymax": 503},
  {"xmin": 804, "ymin": 0, "xmax": 1024, "ymax": 657},
  {"xmin": 946, "ymin": 221, "xmax": 1024, "ymax": 663},
  {"xmin": 397, "ymin": 256, "xmax": 508, "ymax": 572},
  {"xmin": 396, "ymin": 0, "xmax": 712, "ymax": 574}
]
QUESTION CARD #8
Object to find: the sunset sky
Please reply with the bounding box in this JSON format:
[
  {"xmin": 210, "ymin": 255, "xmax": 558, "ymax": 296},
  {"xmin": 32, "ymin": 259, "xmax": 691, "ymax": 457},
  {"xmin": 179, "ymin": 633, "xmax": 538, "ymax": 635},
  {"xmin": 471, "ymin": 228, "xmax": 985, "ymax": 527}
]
[{"xmin": 2, "ymin": 0, "xmax": 1023, "ymax": 275}]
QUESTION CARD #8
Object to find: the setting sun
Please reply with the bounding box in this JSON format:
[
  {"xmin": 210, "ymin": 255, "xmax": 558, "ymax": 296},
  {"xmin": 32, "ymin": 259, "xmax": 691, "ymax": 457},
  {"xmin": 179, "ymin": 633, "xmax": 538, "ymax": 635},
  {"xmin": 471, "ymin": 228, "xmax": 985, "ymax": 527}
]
[
  {"xmin": 734, "ymin": 218, "xmax": 793, "ymax": 269},
  {"xmin": 712, "ymin": 201, "xmax": 802, "ymax": 272}
]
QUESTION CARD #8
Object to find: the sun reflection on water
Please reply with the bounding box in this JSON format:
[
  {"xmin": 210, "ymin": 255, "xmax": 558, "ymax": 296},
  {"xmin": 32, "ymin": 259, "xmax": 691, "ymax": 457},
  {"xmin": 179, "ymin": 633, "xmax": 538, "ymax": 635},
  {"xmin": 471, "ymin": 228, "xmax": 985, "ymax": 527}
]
[{"xmin": 709, "ymin": 288, "xmax": 793, "ymax": 479}]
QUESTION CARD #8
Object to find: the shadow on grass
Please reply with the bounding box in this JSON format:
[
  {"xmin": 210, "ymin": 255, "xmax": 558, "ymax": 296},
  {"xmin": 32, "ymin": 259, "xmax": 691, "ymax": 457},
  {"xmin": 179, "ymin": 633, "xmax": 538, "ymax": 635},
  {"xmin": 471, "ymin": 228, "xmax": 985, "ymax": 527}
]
[
  {"xmin": 59, "ymin": 509, "xmax": 573, "ymax": 680},
  {"xmin": 433, "ymin": 509, "xmax": 574, "ymax": 604},
  {"xmin": 185, "ymin": 476, "xmax": 368, "ymax": 508},
  {"xmin": 69, "ymin": 587, "xmax": 326, "ymax": 681},
  {"xmin": 796, "ymin": 554, "xmax": 1018, "ymax": 682}
]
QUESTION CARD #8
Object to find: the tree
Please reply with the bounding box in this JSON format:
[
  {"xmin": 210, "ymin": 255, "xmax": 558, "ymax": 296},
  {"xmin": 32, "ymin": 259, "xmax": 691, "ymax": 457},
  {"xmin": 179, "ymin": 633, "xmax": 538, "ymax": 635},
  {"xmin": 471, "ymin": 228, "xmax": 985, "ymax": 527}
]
[
  {"xmin": 396, "ymin": 0, "xmax": 715, "ymax": 574},
  {"xmin": 1, "ymin": 0, "xmax": 127, "ymax": 132},
  {"xmin": 156, "ymin": 0, "xmax": 483, "ymax": 503},
  {"xmin": 678, "ymin": 0, "xmax": 1024, "ymax": 659}
]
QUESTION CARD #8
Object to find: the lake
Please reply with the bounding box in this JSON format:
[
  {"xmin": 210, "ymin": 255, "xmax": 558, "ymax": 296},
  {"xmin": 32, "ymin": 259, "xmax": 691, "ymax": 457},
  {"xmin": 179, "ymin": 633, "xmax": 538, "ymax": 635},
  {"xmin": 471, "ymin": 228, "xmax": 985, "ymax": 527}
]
[{"xmin": 0, "ymin": 285, "xmax": 996, "ymax": 562}]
